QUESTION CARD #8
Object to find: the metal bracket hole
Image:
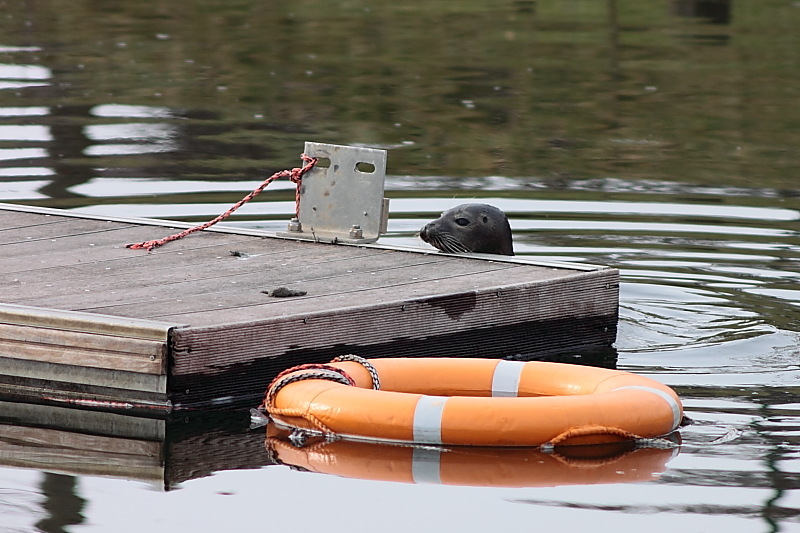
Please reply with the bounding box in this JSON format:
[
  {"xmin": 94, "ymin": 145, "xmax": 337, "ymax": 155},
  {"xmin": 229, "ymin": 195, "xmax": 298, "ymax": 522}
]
[{"xmin": 355, "ymin": 161, "xmax": 376, "ymax": 173}]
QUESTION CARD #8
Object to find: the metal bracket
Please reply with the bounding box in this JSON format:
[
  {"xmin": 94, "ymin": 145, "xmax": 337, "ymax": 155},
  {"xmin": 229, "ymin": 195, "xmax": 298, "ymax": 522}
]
[{"xmin": 276, "ymin": 142, "xmax": 389, "ymax": 244}]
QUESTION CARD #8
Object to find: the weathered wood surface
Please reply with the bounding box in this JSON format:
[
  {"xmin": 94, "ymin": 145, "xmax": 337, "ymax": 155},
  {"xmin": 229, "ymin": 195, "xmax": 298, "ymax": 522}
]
[
  {"xmin": 2, "ymin": 212, "xmax": 547, "ymax": 325},
  {"xmin": 0, "ymin": 203, "xmax": 619, "ymax": 409},
  {"xmin": 0, "ymin": 303, "xmax": 176, "ymax": 340},
  {"xmin": 0, "ymin": 324, "xmax": 165, "ymax": 373},
  {"xmin": 0, "ymin": 356, "xmax": 168, "ymax": 400}
]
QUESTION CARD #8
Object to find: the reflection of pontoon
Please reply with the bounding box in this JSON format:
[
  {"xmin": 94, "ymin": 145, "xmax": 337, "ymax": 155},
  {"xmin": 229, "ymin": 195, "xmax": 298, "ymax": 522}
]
[
  {"xmin": 0, "ymin": 401, "xmax": 271, "ymax": 489},
  {"xmin": 266, "ymin": 427, "xmax": 679, "ymax": 487}
]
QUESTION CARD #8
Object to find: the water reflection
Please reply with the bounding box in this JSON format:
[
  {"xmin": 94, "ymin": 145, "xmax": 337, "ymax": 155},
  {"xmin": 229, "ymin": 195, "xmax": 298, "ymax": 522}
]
[
  {"xmin": 91, "ymin": 104, "xmax": 173, "ymax": 119},
  {"xmin": 0, "ymin": 62, "xmax": 50, "ymax": 91},
  {"xmin": 0, "ymin": 106, "xmax": 48, "ymax": 117},
  {"xmin": 266, "ymin": 429, "xmax": 679, "ymax": 488},
  {"xmin": 0, "ymin": 125, "xmax": 53, "ymax": 141},
  {"xmin": 35, "ymin": 474, "xmax": 85, "ymax": 533},
  {"xmin": 84, "ymin": 123, "xmax": 179, "ymax": 156},
  {"xmin": 0, "ymin": 147, "xmax": 48, "ymax": 159},
  {"xmin": 0, "ymin": 63, "xmax": 51, "ymax": 80}
]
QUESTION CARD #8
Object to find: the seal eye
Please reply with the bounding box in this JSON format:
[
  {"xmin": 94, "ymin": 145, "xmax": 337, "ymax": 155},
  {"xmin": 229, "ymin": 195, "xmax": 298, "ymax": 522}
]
[
  {"xmin": 482, "ymin": 216, "xmax": 488, "ymax": 223},
  {"xmin": 455, "ymin": 217, "xmax": 470, "ymax": 227}
]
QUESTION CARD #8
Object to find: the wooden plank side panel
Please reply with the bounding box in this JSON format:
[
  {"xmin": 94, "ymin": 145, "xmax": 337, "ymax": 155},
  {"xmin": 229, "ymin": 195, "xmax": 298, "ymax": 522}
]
[
  {"xmin": 0, "ymin": 303, "xmax": 176, "ymax": 341},
  {"xmin": 169, "ymin": 269, "xmax": 619, "ymax": 407},
  {"xmin": 0, "ymin": 356, "xmax": 168, "ymax": 395},
  {"xmin": 172, "ymin": 268, "xmax": 618, "ymax": 374},
  {"xmin": 0, "ymin": 323, "xmax": 165, "ymax": 356},
  {"xmin": 0, "ymin": 327, "xmax": 165, "ymax": 375}
]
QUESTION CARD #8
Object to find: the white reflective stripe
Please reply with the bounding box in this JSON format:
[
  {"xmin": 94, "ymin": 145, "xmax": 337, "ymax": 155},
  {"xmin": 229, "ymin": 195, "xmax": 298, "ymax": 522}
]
[
  {"xmin": 411, "ymin": 447, "xmax": 442, "ymax": 484},
  {"xmin": 614, "ymin": 385, "xmax": 682, "ymax": 430},
  {"xmin": 413, "ymin": 396, "xmax": 448, "ymax": 444},
  {"xmin": 491, "ymin": 360, "xmax": 526, "ymax": 397}
]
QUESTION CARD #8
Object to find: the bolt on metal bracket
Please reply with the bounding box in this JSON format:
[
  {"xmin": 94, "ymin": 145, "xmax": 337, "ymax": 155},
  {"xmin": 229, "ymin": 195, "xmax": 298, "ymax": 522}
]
[{"xmin": 276, "ymin": 142, "xmax": 389, "ymax": 244}]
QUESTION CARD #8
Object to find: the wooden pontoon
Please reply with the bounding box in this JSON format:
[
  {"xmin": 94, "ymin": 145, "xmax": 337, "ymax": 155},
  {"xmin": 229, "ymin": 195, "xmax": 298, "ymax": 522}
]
[{"xmin": 0, "ymin": 201, "xmax": 618, "ymax": 411}]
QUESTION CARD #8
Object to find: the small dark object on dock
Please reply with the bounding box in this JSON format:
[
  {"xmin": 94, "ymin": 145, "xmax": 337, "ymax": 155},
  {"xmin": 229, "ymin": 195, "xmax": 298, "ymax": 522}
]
[
  {"xmin": 230, "ymin": 250, "xmax": 250, "ymax": 258},
  {"xmin": 263, "ymin": 287, "xmax": 308, "ymax": 298}
]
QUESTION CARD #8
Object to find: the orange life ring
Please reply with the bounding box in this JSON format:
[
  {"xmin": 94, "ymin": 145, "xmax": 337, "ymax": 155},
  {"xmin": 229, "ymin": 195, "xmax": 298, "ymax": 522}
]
[
  {"xmin": 266, "ymin": 358, "xmax": 683, "ymax": 447},
  {"xmin": 266, "ymin": 430, "xmax": 678, "ymax": 487}
]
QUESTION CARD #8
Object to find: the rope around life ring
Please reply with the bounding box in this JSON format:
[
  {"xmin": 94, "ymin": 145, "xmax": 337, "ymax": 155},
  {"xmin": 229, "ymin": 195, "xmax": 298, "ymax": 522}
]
[
  {"xmin": 331, "ymin": 354, "xmax": 381, "ymax": 390},
  {"xmin": 259, "ymin": 356, "xmax": 380, "ymax": 438},
  {"xmin": 264, "ymin": 363, "xmax": 356, "ymax": 409}
]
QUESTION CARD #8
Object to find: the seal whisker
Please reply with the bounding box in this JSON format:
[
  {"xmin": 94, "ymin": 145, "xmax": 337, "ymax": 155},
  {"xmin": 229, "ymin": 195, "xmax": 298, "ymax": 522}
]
[
  {"xmin": 432, "ymin": 235, "xmax": 453, "ymax": 253},
  {"xmin": 430, "ymin": 234, "xmax": 453, "ymax": 253},
  {"xmin": 440, "ymin": 234, "xmax": 472, "ymax": 254}
]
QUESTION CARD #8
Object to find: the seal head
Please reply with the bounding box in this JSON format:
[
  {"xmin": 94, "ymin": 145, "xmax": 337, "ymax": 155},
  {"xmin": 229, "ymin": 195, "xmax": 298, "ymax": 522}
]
[{"xmin": 420, "ymin": 203, "xmax": 514, "ymax": 256}]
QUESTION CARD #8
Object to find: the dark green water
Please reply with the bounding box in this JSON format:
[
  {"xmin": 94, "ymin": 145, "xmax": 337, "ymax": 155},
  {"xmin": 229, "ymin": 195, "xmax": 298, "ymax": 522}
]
[{"xmin": 2, "ymin": 1, "xmax": 800, "ymax": 531}]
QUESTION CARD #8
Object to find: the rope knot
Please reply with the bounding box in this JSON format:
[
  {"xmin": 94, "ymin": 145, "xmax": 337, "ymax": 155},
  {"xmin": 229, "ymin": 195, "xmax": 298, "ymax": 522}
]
[{"xmin": 291, "ymin": 154, "xmax": 318, "ymax": 183}]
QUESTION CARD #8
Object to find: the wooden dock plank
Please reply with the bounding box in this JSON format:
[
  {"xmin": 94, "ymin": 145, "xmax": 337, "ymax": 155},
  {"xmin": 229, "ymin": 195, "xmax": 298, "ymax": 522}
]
[
  {"xmin": 0, "ymin": 322, "xmax": 166, "ymax": 357},
  {"xmin": 0, "ymin": 217, "xmax": 140, "ymax": 246},
  {"xmin": 0, "ymin": 241, "xmax": 404, "ymax": 302},
  {"xmin": 1, "ymin": 232, "xmax": 260, "ymax": 276},
  {"xmin": 142, "ymin": 262, "xmax": 569, "ymax": 323},
  {"xmin": 1, "ymin": 248, "xmax": 452, "ymax": 312},
  {"xmin": 17, "ymin": 252, "xmax": 518, "ymax": 319},
  {"xmin": 78, "ymin": 260, "xmax": 522, "ymax": 321},
  {"xmin": 0, "ymin": 303, "xmax": 175, "ymax": 400},
  {"xmin": 0, "ymin": 229, "xmax": 303, "ymax": 270},
  {"xmin": 1, "ymin": 223, "xmax": 257, "ymax": 268},
  {"xmin": 0, "ymin": 211, "xmax": 68, "ymax": 232}
]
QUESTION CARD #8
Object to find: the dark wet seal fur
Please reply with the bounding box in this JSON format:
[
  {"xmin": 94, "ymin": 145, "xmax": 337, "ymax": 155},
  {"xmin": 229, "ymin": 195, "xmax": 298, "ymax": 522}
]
[{"xmin": 419, "ymin": 203, "xmax": 514, "ymax": 256}]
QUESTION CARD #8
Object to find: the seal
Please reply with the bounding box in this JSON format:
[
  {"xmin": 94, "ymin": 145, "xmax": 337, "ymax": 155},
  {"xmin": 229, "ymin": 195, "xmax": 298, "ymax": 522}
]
[{"xmin": 419, "ymin": 203, "xmax": 514, "ymax": 256}]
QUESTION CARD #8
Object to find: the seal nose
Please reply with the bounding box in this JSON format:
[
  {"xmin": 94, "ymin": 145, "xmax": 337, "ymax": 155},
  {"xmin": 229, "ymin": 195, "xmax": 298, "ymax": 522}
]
[{"xmin": 420, "ymin": 221, "xmax": 439, "ymax": 244}]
